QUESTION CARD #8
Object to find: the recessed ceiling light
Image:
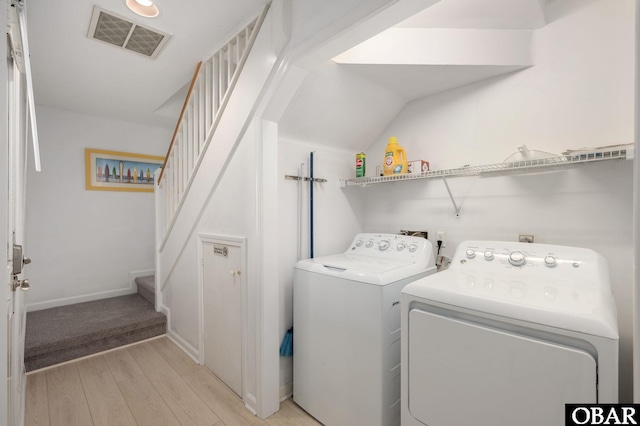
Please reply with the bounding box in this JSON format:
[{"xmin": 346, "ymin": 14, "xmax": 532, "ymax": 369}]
[{"xmin": 126, "ymin": 0, "xmax": 159, "ymax": 18}]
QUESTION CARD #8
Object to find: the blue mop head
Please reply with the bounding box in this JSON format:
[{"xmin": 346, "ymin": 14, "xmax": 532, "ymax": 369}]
[{"xmin": 279, "ymin": 327, "xmax": 293, "ymax": 357}]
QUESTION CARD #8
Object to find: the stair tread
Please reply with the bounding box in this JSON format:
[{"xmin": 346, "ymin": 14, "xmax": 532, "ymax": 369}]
[
  {"xmin": 135, "ymin": 275, "xmax": 155, "ymax": 293},
  {"xmin": 25, "ymin": 294, "xmax": 165, "ymax": 354}
]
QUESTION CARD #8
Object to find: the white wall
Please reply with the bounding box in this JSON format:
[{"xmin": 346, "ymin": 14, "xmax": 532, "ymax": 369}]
[
  {"xmin": 25, "ymin": 106, "xmax": 171, "ymax": 310},
  {"xmin": 357, "ymin": 0, "xmax": 635, "ymax": 401}
]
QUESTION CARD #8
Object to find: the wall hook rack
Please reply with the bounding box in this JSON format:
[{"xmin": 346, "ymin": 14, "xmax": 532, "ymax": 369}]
[{"xmin": 284, "ymin": 175, "xmax": 327, "ymax": 183}]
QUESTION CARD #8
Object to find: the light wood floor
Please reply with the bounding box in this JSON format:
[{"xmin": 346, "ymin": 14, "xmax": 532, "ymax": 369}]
[{"xmin": 25, "ymin": 336, "xmax": 321, "ymax": 426}]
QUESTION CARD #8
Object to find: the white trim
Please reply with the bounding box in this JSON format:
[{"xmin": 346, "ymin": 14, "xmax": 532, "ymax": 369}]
[
  {"xmin": 198, "ymin": 233, "xmax": 248, "ymax": 403},
  {"xmin": 244, "ymin": 392, "xmax": 258, "ymax": 415},
  {"xmin": 279, "ymin": 381, "xmax": 293, "ymax": 401},
  {"xmin": 26, "ymin": 286, "xmax": 137, "ymax": 312},
  {"xmin": 160, "ymin": 302, "xmax": 201, "ymax": 362},
  {"xmin": 129, "ymin": 269, "xmax": 155, "ymax": 287},
  {"xmin": 256, "ymin": 119, "xmax": 281, "ymax": 418},
  {"xmin": 165, "ymin": 330, "xmax": 200, "ymax": 364},
  {"xmin": 154, "ymin": 168, "xmax": 163, "ymax": 311}
]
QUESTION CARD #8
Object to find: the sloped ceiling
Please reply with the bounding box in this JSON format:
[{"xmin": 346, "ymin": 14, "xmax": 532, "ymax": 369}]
[
  {"xmin": 25, "ymin": 0, "xmax": 549, "ymax": 147},
  {"xmin": 278, "ymin": 0, "xmax": 548, "ymax": 151}
]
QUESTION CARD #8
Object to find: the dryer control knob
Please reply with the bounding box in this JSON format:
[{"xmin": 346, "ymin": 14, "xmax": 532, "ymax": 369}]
[
  {"xmin": 544, "ymin": 256, "xmax": 557, "ymax": 267},
  {"xmin": 397, "ymin": 242, "xmax": 406, "ymax": 251},
  {"xmin": 355, "ymin": 239, "xmax": 364, "ymax": 247},
  {"xmin": 379, "ymin": 240, "xmax": 390, "ymax": 251},
  {"xmin": 465, "ymin": 249, "xmax": 476, "ymax": 259},
  {"xmin": 366, "ymin": 241, "xmax": 374, "ymax": 248},
  {"xmin": 508, "ymin": 251, "xmax": 526, "ymax": 266},
  {"xmin": 484, "ymin": 251, "xmax": 494, "ymax": 261},
  {"xmin": 408, "ymin": 244, "xmax": 417, "ymax": 253}
]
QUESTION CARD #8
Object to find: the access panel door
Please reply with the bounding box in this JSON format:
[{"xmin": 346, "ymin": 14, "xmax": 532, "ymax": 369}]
[
  {"xmin": 407, "ymin": 309, "xmax": 596, "ymax": 426},
  {"xmin": 203, "ymin": 241, "xmax": 243, "ymax": 396}
]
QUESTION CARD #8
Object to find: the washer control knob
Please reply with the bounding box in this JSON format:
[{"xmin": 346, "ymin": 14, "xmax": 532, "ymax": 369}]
[
  {"xmin": 397, "ymin": 242, "xmax": 406, "ymax": 251},
  {"xmin": 355, "ymin": 239, "xmax": 364, "ymax": 247},
  {"xmin": 408, "ymin": 244, "xmax": 417, "ymax": 253},
  {"xmin": 544, "ymin": 256, "xmax": 557, "ymax": 268},
  {"xmin": 465, "ymin": 249, "xmax": 476, "ymax": 259},
  {"xmin": 379, "ymin": 240, "xmax": 390, "ymax": 251},
  {"xmin": 484, "ymin": 251, "xmax": 494, "ymax": 261},
  {"xmin": 365, "ymin": 240, "xmax": 374, "ymax": 248},
  {"xmin": 508, "ymin": 251, "xmax": 526, "ymax": 266}
]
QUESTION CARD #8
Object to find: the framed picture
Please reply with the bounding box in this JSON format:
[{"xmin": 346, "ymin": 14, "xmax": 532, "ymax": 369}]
[{"xmin": 85, "ymin": 148, "xmax": 165, "ymax": 192}]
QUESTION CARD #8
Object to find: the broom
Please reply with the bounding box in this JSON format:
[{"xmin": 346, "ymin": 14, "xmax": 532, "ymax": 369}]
[{"xmin": 279, "ymin": 327, "xmax": 293, "ymax": 356}]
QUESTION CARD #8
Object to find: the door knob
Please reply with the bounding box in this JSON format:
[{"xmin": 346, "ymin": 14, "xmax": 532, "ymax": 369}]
[
  {"xmin": 11, "ymin": 278, "xmax": 29, "ymax": 291},
  {"xmin": 19, "ymin": 279, "xmax": 29, "ymax": 291},
  {"xmin": 23, "ymin": 257, "xmax": 31, "ymax": 265}
]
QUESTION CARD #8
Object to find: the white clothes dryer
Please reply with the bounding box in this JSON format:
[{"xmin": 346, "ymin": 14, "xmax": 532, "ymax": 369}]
[
  {"xmin": 401, "ymin": 241, "xmax": 619, "ymax": 426},
  {"xmin": 294, "ymin": 233, "xmax": 437, "ymax": 426}
]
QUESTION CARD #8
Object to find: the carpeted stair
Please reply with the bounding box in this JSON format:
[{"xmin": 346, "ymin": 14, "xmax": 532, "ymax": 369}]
[
  {"xmin": 135, "ymin": 274, "xmax": 156, "ymax": 307},
  {"xmin": 25, "ymin": 287, "xmax": 165, "ymax": 372}
]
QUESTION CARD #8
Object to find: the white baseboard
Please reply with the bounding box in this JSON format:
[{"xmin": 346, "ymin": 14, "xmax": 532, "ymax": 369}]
[
  {"xmin": 279, "ymin": 381, "xmax": 293, "ymax": 401},
  {"xmin": 26, "ymin": 286, "xmax": 137, "ymax": 312},
  {"xmin": 245, "ymin": 392, "xmax": 258, "ymax": 416},
  {"xmin": 163, "ymin": 308, "xmax": 200, "ymax": 363},
  {"xmin": 129, "ymin": 269, "xmax": 155, "ymax": 287}
]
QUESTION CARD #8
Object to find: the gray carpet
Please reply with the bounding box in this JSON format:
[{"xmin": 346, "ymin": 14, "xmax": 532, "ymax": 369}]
[
  {"xmin": 25, "ymin": 294, "xmax": 166, "ymax": 371},
  {"xmin": 135, "ymin": 275, "xmax": 155, "ymax": 306}
]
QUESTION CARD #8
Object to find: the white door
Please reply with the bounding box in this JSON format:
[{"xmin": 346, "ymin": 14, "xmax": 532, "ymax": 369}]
[
  {"xmin": 203, "ymin": 241, "xmax": 243, "ymax": 396},
  {"xmin": 5, "ymin": 38, "xmax": 30, "ymax": 426}
]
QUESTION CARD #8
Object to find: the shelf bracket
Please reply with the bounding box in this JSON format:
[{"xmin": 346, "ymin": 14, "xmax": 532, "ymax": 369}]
[{"xmin": 442, "ymin": 177, "xmax": 461, "ymax": 216}]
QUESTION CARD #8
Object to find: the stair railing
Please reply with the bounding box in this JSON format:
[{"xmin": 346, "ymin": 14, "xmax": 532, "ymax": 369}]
[{"xmin": 156, "ymin": 6, "xmax": 268, "ymax": 239}]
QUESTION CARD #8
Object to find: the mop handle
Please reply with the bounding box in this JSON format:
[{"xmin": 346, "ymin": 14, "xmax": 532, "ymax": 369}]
[{"xmin": 310, "ymin": 151, "xmax": 314, "ymax": 259}]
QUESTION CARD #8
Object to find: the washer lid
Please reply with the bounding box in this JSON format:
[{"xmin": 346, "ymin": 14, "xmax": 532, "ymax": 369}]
[
  {"xmin": 402, "ymin": 270, "xmax": 619, "ymax": 339},
  {"xmin": 295, "ymin": 254, "xmax": 433, "ymax": 285}
]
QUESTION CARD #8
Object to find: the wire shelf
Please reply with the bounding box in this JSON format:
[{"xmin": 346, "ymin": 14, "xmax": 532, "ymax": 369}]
[{"xmin": 340, "ymin": 147, "xmax": 634, "ymax": 187}]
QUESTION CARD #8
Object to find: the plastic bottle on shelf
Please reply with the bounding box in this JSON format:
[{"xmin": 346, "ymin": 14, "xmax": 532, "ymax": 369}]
[{"xmin": 382, "ymin": 136, "xmax": 407, "ymax": 175}]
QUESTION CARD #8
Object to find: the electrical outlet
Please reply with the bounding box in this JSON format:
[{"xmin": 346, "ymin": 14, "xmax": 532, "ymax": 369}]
[
  {"xmin": 437, "ymin": 231, "xmax": 445, "ymax": 241},
  {"xmin": 519, "ymin": 234, "xmax": 534, "ymax": 243}
]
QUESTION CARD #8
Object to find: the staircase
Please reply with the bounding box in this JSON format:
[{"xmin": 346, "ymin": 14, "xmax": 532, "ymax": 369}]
[
  {"xmin": 24, "ymin": 277, "xmax": 164, "ymax": 372},
  {"xmin": 135, "ymin": 274, "xmax": 156, "ymax": 306}
]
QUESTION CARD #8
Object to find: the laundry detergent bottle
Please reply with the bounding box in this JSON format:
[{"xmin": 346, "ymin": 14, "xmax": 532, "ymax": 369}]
[{"xmin": 382, "ymin": 136, "xmax": 407, "ymax": 175}]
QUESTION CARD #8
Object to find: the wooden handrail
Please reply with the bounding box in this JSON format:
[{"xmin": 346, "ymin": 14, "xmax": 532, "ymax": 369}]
[{"xmin": 157, "ymin": 61, "xmax": 203, "ymax": 185}]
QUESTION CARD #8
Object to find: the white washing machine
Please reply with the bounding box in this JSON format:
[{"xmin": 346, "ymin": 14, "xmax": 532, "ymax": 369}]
[
  {"xmin": 294, "ymin": 233, "xmax": 437, "ymax": 426},
  {"xmin": 401, "ymin": 241, "xmax": 619, "ymax": 426}
]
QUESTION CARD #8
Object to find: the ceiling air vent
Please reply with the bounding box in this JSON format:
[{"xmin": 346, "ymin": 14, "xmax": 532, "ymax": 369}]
[{"xmin": 88, "ymin": 6, "xmax": 170, "ymax": 58}]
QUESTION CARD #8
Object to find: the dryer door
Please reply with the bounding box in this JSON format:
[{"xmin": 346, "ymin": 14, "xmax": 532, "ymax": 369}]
[{"xmin": 407, "ymin": 309, "xmax": 597, "ymax": 426}]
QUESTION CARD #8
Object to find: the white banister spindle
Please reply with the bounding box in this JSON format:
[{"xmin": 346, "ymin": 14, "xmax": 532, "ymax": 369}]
[
  {"xmin": 214, "ymin": 54, "xmax": 221, "ymax": 113},
  {"xmin": 226, "ymin": 44, "xmax": 232, "ymax": 88},
  {"xmin": 156, "ymin": 9, "xmax": 267, "ymax": 242},
  {"xmin": 198, "ymin": 75, "xmax": 205, "ymax": 155},
  {"xmin": 231, "ymin": 38, "xmax": 238, "ymax": 76},
  {"xmin": 220, "ymin": 50, "xmax": 228, "ymax": 96},
  {"xmin": 188, "ymin": 96, "xmax": 195, "ymax": 175},
  {"xmin": 204, "ymin": 60, "xmax": 212, "ymax": 133},
  {"xmin": 181, "ymin": 118, "xmax": 188, "ymax": 194}
]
